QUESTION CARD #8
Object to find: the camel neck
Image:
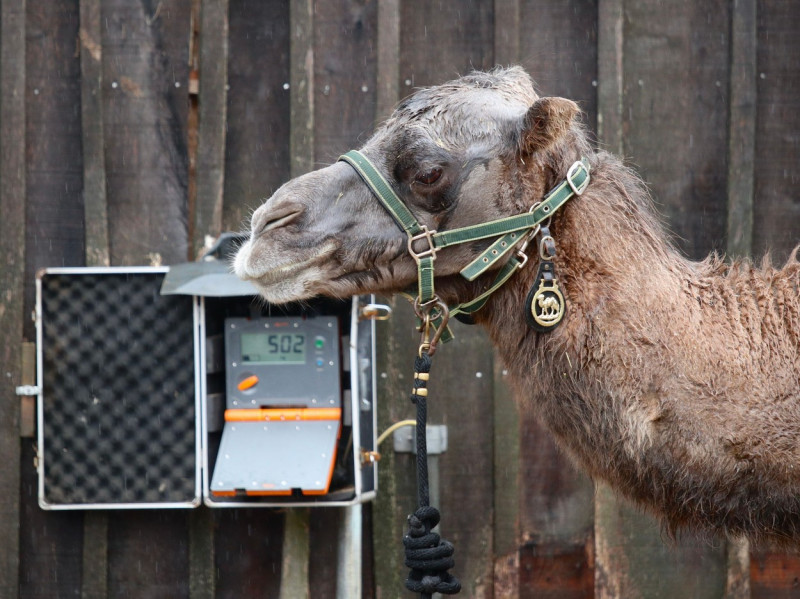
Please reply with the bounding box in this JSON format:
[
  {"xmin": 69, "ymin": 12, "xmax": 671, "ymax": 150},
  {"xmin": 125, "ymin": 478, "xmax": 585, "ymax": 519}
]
[{"xmin": 477, "ymin": 152, "xmax": 686, "ymax": 375}]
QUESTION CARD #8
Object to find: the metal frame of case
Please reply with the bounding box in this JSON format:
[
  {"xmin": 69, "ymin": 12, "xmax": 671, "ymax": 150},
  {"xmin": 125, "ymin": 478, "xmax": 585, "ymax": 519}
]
[{"xmin": 35, "ymin": 266, "xmax": 377, "ymax": 510}]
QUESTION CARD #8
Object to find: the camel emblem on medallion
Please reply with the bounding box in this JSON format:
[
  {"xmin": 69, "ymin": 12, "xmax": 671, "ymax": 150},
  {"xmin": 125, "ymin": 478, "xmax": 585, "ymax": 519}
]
[{"xmin": 531, "ymin": 278, "xmax": 565, "ymax": 328}]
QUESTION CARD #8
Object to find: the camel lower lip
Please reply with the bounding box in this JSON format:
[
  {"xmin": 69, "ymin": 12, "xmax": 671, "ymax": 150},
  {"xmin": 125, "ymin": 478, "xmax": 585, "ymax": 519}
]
[{"xmin": 235, "ymin": 241, "xmax": 336, "ymax": 286}]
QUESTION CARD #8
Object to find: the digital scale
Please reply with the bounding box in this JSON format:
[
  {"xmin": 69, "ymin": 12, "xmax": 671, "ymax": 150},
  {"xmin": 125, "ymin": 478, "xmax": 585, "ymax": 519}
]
[
  {"xmin": 210, "ymin": 316, "xmax": 343, "ymax": 497},
  {"xmin": 35, "ymin": 261, "xmax": 378, "ymax": 509}
]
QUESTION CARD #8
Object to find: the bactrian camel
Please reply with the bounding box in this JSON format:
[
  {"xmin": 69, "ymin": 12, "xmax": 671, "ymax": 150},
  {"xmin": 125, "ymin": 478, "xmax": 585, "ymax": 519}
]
[{"xmin": 234, "ymin": 67, "xmax": 800, "ymax": 546}]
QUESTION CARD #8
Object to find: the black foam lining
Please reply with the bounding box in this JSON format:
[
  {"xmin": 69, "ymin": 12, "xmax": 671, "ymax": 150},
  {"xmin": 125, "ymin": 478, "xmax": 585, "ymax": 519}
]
[{"xmin": 40, "ymin": 272, "xmax": 197, "ymax": 505}]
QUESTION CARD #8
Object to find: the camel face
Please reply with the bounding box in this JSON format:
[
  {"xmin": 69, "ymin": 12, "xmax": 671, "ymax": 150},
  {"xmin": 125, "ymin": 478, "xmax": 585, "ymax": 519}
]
[{"xmin": 234, "ymin": 68, "xmax": 549, "ymax": 304}]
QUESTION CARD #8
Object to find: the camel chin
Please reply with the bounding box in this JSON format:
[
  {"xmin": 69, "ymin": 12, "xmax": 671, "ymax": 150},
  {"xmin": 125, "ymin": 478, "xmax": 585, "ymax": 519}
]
[{"xmin": 233, "ymin": 238, "xmax": 338, "ymax": 303}]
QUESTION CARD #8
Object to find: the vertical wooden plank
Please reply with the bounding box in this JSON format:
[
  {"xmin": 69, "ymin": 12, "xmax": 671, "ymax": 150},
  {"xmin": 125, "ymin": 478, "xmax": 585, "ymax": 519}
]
[
  {"xmin": 723, "ymin": 2, "xmax": 756, "ymax": 595},
  {"xmin": 0, "ymin": 0, "xmax": 26, "ymax": 596},
  {"xmin": 400, "ymin": 0, "xmax": 494, "ymax": 89},
  {"xmin": 726, "ymin": 538, "xmax": 751, "ymax": 599},
  {"xmin": 188, "ymin": 508, "xmax": 215, "ymax": 599},
  {"xmin": 214, "ymin": 509, "xmax": 284, "ymax": 598},
  {"xmin": 622, "ymin": 0, "xmax": 730, "ymax": 260},
  {"xmin": 308, "ymin": 507, "xmax": 341, "ymax": 599},
  {"xmin": 102, "ymin": 0, "xmax": 191, "ymax": 266},
  {"xmin": 19, "ymin": 343, "xmax": 36, "ymax": 438},
  {"xmin": 107, "ymin": 511, "xmax": 190, "ymax": 597},
  {"xmin": 751, "ymin": 0, "xmax": 800, "ymax": 265},
  {"xmin": 494, "ymin": 0, "xmax": 520, "ymax": 66},
  {"xmin": 375, "ymin": 0, "xmax": 399, "ymax": 123},
  {"xmin": 20, "ymin": 3, "xmax": 87, "ymax": 597},
  {"xmin": 24, "ymin": 0, "xmax": 86, "ymax": 330},
  {"xmin": 79, "ymin": 2, "xmax": 110, "ymax": 596},
  {"xmin": 222, "ymin": 0, "xmax": 290, "ymax": 233},
  {"xmin": 361, "ymin": 503, "xmax": 375, "ymax": 598},
  {"xmin": 279, "ymin": 508, "xmax": 310, "ymax": 599},
  {"xmin": 80, "ymin": 0, "xmax": 109, "ymax": 267},
  {"xmin": 750, "ymin": 1, "xmax": 800, "ymax": 593},
  {"xmin": 290, "ymin": 0, "xmax": 313, "ymax": 178},
  {"xmin": 725, "ymin": 0, "xmax": 757, "ymax": 260},
  {"xmin": 192, "ymin": 0, "xmax": 229, "ymax": 258},
  {"xmin": 312, "ymin": 0, "xmax": 377, "ymax": 164},
  {"xmin": 597, "ymin": 0, "xmax": 624, "ymax": 155},
  {"xmin": 519, "ymin": 0, "xmax": 599, "ymax": 132},
  {"xmin": 81, "ymin": 514, "xmax": 108, "ymax": 599},
  {"xmin": 492, "ymin": 365, "xmax": 521, "ymax": 598}
]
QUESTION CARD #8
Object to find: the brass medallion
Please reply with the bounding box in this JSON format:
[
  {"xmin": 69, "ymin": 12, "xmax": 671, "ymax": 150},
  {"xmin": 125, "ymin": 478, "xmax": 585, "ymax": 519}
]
[
  {"xmin": 530, "ymin": 278, "xmax": 565, "ymax": 328},
  {"xmin": 525, "ymin": 261, "xmax": 566, "ymax": 332}
]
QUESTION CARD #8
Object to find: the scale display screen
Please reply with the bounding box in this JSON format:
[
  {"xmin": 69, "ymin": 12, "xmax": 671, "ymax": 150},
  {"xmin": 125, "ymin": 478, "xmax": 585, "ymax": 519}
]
[
  {"xmin": 241, "ymin": 332, "xmax": 306, "ymax": 365},
  {"xmin": 224, "ymin": 316, "xmax": 340, "ymax": 408}
]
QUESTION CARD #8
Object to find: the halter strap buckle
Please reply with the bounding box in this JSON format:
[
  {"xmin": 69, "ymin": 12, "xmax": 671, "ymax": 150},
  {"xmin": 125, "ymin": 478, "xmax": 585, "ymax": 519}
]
[
  {"xmin": 567, "ymin": 160, "xmax": 590, "ymax": 196},
  {"xmin": 408, "ymin": 226, "xmax": 438, "ymax": 262}
]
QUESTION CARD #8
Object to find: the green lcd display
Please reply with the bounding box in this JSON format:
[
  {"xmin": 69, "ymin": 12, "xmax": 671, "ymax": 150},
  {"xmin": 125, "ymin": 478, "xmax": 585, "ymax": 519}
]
[{"xmin": 240, "ymin": 332, "xmax": 306, "ymax": 365}]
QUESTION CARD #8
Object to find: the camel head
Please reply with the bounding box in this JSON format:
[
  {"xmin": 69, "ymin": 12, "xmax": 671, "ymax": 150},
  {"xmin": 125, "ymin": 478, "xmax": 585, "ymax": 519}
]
[{"xmin": 234, "ymin": 67, "xmax": 584, "ymax": 305}]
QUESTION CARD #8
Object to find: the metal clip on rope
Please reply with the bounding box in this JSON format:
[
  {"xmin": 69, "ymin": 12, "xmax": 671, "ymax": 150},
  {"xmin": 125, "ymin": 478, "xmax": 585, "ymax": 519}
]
[{"xmin": 414, "ymin": 297, "xmax": 450, "ymax": 357}]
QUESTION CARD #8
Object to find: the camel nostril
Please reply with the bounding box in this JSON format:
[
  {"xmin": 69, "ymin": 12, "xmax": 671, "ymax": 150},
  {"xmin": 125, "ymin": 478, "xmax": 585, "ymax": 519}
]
[{"xmin": 252, "ymin": 203, "xmax": 305, "ymax": 237}]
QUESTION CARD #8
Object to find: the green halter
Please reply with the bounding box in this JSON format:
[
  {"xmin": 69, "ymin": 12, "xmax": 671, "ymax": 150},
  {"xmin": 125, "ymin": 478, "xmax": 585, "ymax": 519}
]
[{"xmin": 338, "ymin": 150, "xmax": 590, "ymax": 342}]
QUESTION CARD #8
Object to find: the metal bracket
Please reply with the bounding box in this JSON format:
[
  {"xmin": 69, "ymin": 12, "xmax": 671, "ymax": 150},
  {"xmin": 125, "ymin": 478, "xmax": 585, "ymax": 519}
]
[
  {"xmin": 392, "ymin": 424, "xmax": 448, "ymax": 455},
  {"xmin": 15, "ymin": 385, "xmax": 40, "ymax": 396}
]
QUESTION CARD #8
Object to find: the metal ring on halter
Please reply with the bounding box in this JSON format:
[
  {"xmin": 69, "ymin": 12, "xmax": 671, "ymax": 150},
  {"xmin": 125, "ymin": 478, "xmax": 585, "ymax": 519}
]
[
  {"xmin": 413, "ymin": 295, "xmax": 447, "ymax": 323},
  {"xmin": 539, "ymin": 235, "xmax": 556, "ymax": 261},
  {"xmin": 413, "ymin": 297, "xmax": 450, "ymax": 356}
]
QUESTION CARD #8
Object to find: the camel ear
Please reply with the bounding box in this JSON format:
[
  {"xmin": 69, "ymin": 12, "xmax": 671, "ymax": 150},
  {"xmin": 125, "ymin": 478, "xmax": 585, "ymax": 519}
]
[{"xmin": 521, "ymin": 97, "xmax": 579, "ymax": 154}]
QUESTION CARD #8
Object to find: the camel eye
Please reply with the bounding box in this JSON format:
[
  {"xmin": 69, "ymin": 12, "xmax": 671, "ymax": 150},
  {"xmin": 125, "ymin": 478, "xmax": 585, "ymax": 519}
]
[{"xmin": 414, "ymin": 167, "xmax": 443, "ymax": 186}]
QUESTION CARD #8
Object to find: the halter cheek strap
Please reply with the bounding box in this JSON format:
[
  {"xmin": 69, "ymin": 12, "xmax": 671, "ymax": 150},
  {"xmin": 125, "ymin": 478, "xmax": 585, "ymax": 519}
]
[{"xmin": 338, "ymin": 150, "xmax": 590, "ymax": 343}]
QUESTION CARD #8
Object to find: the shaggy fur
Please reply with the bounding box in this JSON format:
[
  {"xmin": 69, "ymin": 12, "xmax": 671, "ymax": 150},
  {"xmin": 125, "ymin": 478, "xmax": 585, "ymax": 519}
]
[{"xmin": 235, "ymin": 67, "xmax": 800, "ymax": 546}]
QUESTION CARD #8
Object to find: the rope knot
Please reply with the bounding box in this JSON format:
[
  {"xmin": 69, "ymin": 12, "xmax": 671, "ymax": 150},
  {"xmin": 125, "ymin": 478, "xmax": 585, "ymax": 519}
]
[{"xmin": 404, "ymin": 506, "xmax": 461, "ymax": 595}]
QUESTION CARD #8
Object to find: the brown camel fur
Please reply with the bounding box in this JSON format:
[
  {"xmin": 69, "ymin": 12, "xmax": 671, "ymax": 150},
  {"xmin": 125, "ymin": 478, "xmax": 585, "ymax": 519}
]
[{"xmin": 234, "ymin": 67, "xmax": 800, "ymax": 546}]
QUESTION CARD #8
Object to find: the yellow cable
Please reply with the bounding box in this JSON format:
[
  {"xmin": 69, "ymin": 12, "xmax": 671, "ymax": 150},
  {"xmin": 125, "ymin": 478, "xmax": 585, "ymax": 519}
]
[{"xmin": 376, "ymin": 419, "xmax": 417, "ymax": 447}]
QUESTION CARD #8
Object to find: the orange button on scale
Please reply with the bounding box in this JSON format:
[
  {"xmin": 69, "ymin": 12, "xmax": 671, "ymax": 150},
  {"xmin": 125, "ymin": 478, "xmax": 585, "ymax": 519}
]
[{"xmin": 237, "ymin": 375, "xmax": 259, "ymax": 391}]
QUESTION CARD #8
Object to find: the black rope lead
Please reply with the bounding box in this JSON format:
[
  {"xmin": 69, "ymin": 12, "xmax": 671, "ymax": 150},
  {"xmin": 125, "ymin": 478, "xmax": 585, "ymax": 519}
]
[{"xmin": 403, "ymin": 352, "xmax": 461, "ymax": 597}]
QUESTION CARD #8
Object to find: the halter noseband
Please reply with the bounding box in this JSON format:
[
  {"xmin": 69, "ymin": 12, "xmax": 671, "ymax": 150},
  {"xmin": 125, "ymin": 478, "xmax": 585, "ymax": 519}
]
[{"xmin": 338, "ymin": 150, "xmax": 590, "ymax": 348}]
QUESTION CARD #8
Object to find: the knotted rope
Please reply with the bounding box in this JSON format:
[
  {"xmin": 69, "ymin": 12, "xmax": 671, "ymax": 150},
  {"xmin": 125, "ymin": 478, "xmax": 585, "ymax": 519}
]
[{"xmin": 403, "ymin": 352, "xmax": 461, "ymax": 597}]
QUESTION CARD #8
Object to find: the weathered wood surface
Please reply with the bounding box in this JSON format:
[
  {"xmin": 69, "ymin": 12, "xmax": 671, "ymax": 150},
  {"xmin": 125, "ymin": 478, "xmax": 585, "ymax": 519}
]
[
  {"xmin": 0, "ymin": 0, "xmax": 27, "ymax": 595},
  {"xmin": 19, "ymin": 3, "xmax": 86, "ymax": 598},
  {"xmin": 752, "ymin": 0, "xmax": 800, "ymax": 265},
  {"xmin": 6, "ymin": 1, "xmax": 800, "ymax": 597},
  {"xmin": 222, "ymin": 0, "xmax": 290, "ymax": 232},
  {"xmin": 748, "ymin": 2, "xmax": 800, "ymax": 595},
  {"xmin": 102, "ymin": 0, "xmax": 191, "ymax": 266},
  {"xmin": 80, "ymin": 0, "xmax": 109, "ymax": 267},
  {"xmin": 192, "ymin": 0, "xmax": 228, "ymax": 257},
  {"xmin": 624, "ymin": 0, "xmax": 731, "ymax": 261}
]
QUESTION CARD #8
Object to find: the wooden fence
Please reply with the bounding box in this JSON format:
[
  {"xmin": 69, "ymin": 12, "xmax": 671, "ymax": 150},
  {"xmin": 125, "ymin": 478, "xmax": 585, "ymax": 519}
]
[{"xmin": 1, "ymin": 0, "xmax": 799, "ymax": 597}]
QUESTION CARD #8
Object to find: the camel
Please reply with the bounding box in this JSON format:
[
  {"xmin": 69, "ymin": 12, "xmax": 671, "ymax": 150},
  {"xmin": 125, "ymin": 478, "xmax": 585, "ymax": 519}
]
[{"xmin": 234, "ymin": 67, "xmax": 800, "ymax": 546}]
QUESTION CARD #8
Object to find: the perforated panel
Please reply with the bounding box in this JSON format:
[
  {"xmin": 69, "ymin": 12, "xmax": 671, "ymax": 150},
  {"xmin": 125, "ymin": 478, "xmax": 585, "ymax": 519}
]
[{"xmin": 39, "ymin": 270, "xmax": 199, "ymax": 507}]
